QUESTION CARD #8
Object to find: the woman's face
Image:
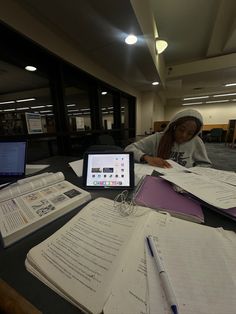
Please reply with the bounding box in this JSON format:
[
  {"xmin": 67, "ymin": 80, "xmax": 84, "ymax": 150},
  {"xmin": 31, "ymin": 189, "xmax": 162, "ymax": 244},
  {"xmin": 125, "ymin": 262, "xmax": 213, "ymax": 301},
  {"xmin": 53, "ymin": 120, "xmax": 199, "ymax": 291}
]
[{"xmin": 174, "ymin": 120, "xmax": 197, "ymax": 144}]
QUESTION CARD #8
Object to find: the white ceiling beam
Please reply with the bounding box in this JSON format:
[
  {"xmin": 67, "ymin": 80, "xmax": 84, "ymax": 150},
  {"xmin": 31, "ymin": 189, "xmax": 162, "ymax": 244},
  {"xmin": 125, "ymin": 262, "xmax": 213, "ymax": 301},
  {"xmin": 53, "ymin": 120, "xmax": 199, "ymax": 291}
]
[
  {"xmin": 207, "ymin": 0, "xmax": 236, "ymax": 56},
  {"xmin": 166, "ymin": 53, "xmax": 236, "ymax": 79},
  {"xmin": 130, "ymin": 0, "xmax": 166, "ymax": 86}
]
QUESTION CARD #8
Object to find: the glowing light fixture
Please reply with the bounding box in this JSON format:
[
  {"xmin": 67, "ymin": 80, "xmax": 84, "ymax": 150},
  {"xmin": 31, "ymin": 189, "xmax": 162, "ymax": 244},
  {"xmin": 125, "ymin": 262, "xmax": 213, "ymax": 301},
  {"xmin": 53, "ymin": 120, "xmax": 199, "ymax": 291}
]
[
  {"xmin": 101, "ymin": 91, "xmax": 107, "ymax": 95},
  {"xmin": 0, "ymin": 100, "xmax": 15, "ymax": 105},
  {"xmin": 183, "ymin": 96, "xmax": 209, "ymax": 100},
  {"xmin": 225, "ymin": 83, "xmax": 236, "ymax": 87},
  {"xmin": 155, "ymin": 38, "xmax": 168, "ymax": 54},
  {"xmin": 25, "ymin": 65, "xmax": 37, "ymax": 71},
  {"xmin": 182, "ymin": 102, "xmax": 203, "ymax": 106},
  {"xmin": 16, "ymin": 98, "xmax": 36, "ymax": 102},
  {"xmin": 213, "ymin": 93, "xmax": 236, "ymax": 97},
  {"xmin": 152, "ymin": 81, "xmax": 159, "ymax": 86},
  {"xmin": 125, "ymin": 34, "xmax": 137, "ymax": 45},
  {"xmin": 206, "ymin": 100, "xmax": 229, "ymax": 104}
]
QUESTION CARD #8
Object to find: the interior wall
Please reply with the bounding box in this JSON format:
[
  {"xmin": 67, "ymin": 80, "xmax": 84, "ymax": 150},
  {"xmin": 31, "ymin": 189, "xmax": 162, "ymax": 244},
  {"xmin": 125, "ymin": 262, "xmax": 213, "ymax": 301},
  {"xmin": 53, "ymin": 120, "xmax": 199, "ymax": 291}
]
[
  {"xmin": 139, "ymin": 92, "xmax": 155, "ymax": 135},
  {"xmin": 164, "ymin": 102, "xmax": 236, "ymax": 124},
  {"xmin": 153, "ymin": 93, "xmax": 165, "ymax": 122}
]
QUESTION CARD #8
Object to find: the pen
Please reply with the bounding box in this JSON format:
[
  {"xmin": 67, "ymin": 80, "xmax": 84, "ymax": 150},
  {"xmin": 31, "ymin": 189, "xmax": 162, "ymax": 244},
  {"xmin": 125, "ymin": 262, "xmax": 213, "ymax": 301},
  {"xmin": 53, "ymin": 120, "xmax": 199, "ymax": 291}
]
[{"xmin": 146, "ymin": 236, "xmax": 179, "ymax": 314}]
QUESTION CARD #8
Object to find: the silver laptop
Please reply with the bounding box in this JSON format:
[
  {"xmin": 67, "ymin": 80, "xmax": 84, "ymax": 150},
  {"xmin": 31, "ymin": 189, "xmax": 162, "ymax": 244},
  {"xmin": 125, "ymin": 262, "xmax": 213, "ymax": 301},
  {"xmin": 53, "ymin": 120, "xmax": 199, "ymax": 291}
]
[{"xmin": 0, "ymin": 140, "xmax": 27, "ymax": 185}]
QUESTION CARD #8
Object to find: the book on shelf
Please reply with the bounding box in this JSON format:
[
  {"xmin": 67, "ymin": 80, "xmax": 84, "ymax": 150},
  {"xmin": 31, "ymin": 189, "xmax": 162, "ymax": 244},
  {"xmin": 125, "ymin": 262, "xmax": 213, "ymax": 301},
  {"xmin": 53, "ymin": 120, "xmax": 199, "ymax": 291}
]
[
  {"xmin": 133, "ymin": 175, "xmax": 204, "ymax": 223},
  {"xmin": 25, "ymin": 197, "xmax": 236, "ymax": 314},
  {"xmin": 0, "ymin": 172, "xmax": 91, "ymax": 247}
]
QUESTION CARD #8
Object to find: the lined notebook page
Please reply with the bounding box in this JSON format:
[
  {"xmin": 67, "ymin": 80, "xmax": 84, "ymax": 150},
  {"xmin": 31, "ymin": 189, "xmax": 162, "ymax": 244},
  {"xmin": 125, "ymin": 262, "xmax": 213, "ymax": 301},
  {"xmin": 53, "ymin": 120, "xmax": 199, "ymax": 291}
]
[{"xmin": 147, "ymin": 214, "xmax": 236, "ymax": 314}]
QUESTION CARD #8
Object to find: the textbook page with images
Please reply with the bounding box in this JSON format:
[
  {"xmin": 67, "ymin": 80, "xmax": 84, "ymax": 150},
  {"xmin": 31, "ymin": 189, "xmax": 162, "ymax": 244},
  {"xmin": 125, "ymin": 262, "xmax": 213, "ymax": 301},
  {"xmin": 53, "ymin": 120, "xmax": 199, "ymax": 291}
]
[
  {"xmin": 0, "ymin": 172, "xmax": 91, "ymax": 247},
  {"xmin": 25, "ymin": 198, "xmax": 236, "ymax": 314}
]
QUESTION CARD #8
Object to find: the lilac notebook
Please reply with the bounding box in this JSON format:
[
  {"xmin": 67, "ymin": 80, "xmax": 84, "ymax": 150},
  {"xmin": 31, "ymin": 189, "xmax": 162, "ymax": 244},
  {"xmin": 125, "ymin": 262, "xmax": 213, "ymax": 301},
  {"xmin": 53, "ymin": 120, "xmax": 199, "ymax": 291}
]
[{"xmin": 134, "ymin": 175, "xmax": 204, "ymax": 223}]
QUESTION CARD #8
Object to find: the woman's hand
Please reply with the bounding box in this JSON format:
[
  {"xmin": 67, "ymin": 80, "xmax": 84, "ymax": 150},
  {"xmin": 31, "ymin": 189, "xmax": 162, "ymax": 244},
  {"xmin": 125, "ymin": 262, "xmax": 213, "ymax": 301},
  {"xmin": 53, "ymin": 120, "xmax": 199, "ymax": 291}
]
[{"xmin": 143, "ymin": 155, "xmax": 172, "ymax": 168}]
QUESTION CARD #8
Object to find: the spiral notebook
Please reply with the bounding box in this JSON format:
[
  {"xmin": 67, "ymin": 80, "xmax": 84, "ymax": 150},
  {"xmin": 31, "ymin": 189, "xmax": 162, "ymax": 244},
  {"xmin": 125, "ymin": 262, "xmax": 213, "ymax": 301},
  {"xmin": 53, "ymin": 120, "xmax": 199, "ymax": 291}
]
[{"xmin": 133, "ymin": 175, "xmax": 204, "ymax": 223}]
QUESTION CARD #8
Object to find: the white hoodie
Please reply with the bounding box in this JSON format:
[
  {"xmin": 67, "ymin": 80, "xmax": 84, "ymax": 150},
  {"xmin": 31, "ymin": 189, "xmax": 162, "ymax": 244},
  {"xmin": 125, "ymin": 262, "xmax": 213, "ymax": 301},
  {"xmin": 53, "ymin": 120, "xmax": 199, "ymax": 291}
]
[{"xmin": 125, "ymin": 109, "xmax": 212, "ymax": 168}]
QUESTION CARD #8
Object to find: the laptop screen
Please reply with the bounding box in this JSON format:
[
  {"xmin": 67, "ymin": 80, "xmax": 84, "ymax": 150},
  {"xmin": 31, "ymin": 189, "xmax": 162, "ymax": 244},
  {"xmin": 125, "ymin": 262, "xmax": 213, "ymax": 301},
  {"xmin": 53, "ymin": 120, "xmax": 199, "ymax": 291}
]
[
  {"xmin": 0, "ymin": 141, "xmax": 27, "ymax": 179},
  {"xmin": 83, "ymin": 151, "xmax": 134, "ymax": 189}
]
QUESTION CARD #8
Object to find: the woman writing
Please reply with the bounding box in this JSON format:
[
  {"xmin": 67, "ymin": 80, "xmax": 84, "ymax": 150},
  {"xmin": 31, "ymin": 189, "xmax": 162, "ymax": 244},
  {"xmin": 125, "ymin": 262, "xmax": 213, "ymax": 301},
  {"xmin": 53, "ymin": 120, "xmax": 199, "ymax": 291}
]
[{"xmin": 125, "ymin": 109, "xmax": 211, "ymax": 168}]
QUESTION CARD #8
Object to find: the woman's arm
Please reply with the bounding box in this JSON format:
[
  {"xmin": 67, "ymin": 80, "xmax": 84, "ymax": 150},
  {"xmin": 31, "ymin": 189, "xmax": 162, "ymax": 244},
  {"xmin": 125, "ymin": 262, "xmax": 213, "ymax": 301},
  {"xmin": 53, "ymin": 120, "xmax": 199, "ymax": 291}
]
[
  {"xmin": 193, "ymin": 137, "xmax": 212, "ymax": 167},
  {"xmin": 125, "ymin": 133, "xmax": 172, "ymax": 168},
  {"xmin": 124, "ymin": 133, "xmax": 160, "ymax": 162}
]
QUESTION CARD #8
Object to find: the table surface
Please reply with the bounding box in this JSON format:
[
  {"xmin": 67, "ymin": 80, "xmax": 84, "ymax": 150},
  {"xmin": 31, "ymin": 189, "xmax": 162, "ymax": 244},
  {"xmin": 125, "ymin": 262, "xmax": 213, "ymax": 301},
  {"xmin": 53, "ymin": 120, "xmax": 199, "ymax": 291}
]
[{"xmin": 0, "ymin": 156, "xmax": 236, "ymax": 314}]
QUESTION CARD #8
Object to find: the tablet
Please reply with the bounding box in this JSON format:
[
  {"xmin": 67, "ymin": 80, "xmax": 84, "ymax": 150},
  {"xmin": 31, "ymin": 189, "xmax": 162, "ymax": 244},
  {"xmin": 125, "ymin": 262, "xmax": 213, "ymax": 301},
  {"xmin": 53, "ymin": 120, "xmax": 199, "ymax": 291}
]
[{"xmin": 83, "ymin": 151, "xmax": 134, "ymax": 189}]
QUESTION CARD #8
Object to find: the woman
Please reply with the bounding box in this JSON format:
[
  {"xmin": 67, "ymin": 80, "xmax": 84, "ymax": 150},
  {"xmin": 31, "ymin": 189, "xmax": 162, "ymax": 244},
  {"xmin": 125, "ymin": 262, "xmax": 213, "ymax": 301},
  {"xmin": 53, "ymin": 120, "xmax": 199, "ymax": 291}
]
[{"xmin": 125, "ymin": 109, "xmax": 211, "ymax": 168}]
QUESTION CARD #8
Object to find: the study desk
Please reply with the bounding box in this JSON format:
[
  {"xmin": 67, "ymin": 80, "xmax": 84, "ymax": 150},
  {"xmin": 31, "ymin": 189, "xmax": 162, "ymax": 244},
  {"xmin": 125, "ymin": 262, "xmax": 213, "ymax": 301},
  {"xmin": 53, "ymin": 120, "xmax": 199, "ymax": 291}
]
[{"xmin": 0, "ymin": 156, "xmax": 236, "ymax": 314}]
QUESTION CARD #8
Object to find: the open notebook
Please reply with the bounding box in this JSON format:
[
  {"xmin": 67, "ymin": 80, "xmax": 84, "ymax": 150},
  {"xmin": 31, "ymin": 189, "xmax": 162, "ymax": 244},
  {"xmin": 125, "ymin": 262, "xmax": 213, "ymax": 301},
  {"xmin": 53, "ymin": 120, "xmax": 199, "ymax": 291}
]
[{"xmin": 25, "ymin": 198, "xmax": 236, "ymax": 314}]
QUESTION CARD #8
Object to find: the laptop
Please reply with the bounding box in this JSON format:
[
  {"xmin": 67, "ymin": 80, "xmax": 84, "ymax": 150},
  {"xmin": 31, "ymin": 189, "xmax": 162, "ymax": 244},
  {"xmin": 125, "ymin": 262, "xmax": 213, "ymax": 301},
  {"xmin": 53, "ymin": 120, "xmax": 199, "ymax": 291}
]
[
  {"xmin": 0, "ymin": 140, "xmax": 27, "ymax": 185},
  {"xmin": 83, "ymin": 151, "xmax": 134, "ymax": 189}
]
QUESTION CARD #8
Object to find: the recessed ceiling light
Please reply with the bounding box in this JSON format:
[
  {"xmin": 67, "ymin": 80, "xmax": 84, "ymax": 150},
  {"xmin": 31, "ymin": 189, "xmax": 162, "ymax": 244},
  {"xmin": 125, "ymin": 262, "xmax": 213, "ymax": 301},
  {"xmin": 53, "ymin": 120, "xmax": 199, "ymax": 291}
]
[
  {"xmin": 16, "ymin": 98, "xmax": 36, "ymax": 102},
  {"xmin": 183, "ymin": 96, "xmax": 209, "ymax": 100},
  {"xmin": 213, "ymin": 93, "xmax": 236, "ymax": 97},
  {"xmin": 101, "ymin": 91, "xmax": 107, "ymax": 95},
  {"xmin": 0, "ymin": 100, "xmax": 15, "ymax": 105},
  {"xmin": 182, "ymin": 102, "xmax": 203, "ymax": 106},
  {"xmin": 16, "ymin": 107, "xmax": 30, "ymax": 110},
  {"xmin": 152, "ymin": 81, "xmax": 159, "ymax": 86},
  {"xmin": 25, "ymin": 65, "xmax": 37, "ymax": 72},
  {"xmin": 225, "ymin": 83, "xmax": 236, "ymax": 87},
  {"xmin": 125, "ymin": 34, "xmax": 137, "ymax": 45},
  {"xmin": 206, "ymin": 100, "xmax": 229, "ymax": 103}
]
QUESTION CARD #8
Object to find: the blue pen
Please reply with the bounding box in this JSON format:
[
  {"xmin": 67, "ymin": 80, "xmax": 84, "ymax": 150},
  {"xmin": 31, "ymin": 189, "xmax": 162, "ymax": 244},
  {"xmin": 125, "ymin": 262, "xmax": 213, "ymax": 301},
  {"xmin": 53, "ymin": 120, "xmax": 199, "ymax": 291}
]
[{"xmin": 146, "ymin": 236, "xmax": 179, "ymax": 314}]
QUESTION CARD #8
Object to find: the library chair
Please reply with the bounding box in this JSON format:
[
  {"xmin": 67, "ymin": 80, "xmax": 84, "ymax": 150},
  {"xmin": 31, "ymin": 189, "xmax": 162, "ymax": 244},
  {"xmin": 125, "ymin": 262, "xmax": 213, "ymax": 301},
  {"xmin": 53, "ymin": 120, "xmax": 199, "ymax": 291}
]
[{"xmin": 205, "ymin": 128, "xmax": 223, "ymax": 142}]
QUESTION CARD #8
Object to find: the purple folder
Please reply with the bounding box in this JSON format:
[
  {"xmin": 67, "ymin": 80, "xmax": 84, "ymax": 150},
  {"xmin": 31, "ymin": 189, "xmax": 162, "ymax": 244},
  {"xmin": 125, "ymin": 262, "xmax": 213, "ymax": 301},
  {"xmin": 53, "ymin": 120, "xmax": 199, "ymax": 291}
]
[{"xmin": 134, "ymin": 175, "xmax": 204, "ymax": 223}]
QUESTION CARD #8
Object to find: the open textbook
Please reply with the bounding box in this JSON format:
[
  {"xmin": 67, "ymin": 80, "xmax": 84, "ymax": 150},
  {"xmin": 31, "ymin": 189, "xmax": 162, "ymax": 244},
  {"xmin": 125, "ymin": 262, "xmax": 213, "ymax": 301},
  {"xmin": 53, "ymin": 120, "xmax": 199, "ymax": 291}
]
[
  {"xmin": 0, "ymin": 172, "xmax": 91, "ymax": 247},
  {"xmin": 25, "ymin": 198, "xmax": 236, "ymax": 314}
]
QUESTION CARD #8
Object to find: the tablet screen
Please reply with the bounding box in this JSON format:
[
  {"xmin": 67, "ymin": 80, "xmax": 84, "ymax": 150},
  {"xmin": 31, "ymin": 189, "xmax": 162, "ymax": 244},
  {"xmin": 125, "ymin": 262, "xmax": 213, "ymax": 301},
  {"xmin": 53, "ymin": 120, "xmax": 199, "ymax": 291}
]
[
  {"xmin": 83, "ymin": 152, "xmax": 134, "ymax": 189},
  {"xmin": 0, "ymin": 140, "xmax": 27, "ymax": 179}
]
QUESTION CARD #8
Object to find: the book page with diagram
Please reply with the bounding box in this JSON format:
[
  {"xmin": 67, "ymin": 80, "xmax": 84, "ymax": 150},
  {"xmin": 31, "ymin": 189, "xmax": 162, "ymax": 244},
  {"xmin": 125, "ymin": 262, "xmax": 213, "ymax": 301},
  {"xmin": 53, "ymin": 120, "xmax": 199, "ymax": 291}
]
[{"xmin": 0, "ymin": 179, "xmax": 91, "ymax": 247}]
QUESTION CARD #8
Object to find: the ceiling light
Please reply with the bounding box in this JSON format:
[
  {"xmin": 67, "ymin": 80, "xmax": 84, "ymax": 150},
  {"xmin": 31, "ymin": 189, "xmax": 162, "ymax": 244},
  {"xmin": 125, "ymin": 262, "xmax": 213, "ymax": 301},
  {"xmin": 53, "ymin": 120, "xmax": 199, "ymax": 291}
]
[
  {"xmin": 67, "ymin": 104, "xmax": 76, "ymax": 107},
  {"xmin": 16, "ymin": 107, "xmax": 29, "ymax": 110},
  {"xmin": 225, "ymin": 83, "xmax": 236, "ymax": 87},
  {"xmin": 155, "ymin": 38, "xmax": 168, "ymax": 54},
  {"xmin": 31, "ymin": 106, "xmax": 45, "ymax": 109},
  {"xmin": 25, "ymin": 65, "xmax": 37, "ymax": 71},
  {"xmin": 0, "ymin": 100, "xmax": 15, "ymax": 105},
  {"xmin": 16, "ymin": 98, "xmax": 36, "ymax": 102},
  {"xmin": 101, "ymin": 91, "xmax": 107, "ymax": 95},
  {"xmin": 183, "ymin": 96, "xmax": 209, "ymax": 100},
  {"xmin": 182, "ymin": 102, "xmax": 203, "ymax": 106},
  {"xmin": 3, "ymin": 108, "xmax": 15, "ymax": 112},
  {"xmin": 152, "ymin": 81, "xmax": 159, "ymax": 86},
  {"xmin": 213, "ymin": 93, "xmax": 236, "ymax": 97},
  {"xmin": 206, "ymin": 100, "xmax": 229, "ymax": 103},
  {"xmin": 125, "ymin": 34, "xmax": 137, "ymax": 45}
]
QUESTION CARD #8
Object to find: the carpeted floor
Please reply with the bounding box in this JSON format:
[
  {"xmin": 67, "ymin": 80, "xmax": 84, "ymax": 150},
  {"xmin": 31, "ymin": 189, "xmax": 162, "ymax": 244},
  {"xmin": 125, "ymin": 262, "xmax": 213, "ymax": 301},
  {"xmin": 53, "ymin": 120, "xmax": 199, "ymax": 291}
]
[{"xmin": 205, "ymin": 143, "xmax": 236, "ymax": 171}]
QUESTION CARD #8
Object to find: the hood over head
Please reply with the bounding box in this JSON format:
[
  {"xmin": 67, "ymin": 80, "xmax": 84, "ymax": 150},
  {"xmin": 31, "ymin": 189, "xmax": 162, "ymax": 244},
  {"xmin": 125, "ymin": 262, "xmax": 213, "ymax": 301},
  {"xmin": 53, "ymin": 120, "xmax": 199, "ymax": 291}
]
[{"xmin": 164, "ymin": 109, "xmax": 203, "ymax": 134}]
